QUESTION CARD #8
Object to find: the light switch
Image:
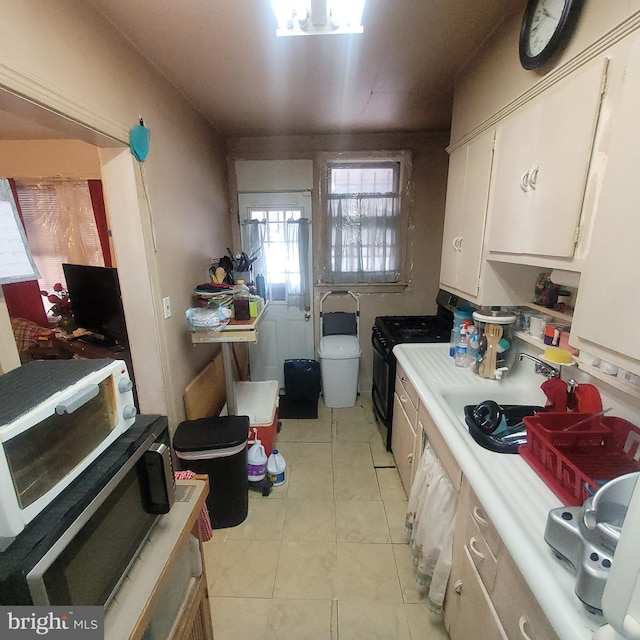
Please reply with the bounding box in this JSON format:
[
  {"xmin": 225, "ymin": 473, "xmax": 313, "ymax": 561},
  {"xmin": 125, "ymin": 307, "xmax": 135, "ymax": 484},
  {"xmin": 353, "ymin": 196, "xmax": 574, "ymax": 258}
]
[{"xmin": 162, "ymin": 296, "xmax": 172, "ymax": 319}]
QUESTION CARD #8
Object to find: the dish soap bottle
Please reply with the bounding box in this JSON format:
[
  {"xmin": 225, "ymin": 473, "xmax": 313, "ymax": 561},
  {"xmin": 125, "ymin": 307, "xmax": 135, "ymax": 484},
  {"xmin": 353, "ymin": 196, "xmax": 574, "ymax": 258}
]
[
  {"xmin": 454, "ymin": 327, "xmax": 470, "ymax": 368},
  {"xmin": 233, "ymin": 279, "xmax": 251, "ymax": 321}
]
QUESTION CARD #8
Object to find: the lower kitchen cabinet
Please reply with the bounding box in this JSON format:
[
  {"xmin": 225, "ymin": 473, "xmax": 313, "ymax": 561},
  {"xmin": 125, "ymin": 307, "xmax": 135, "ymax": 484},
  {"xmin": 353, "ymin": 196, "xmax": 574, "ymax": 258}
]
[
  {"xmin": 391, "ymin": 364, "xmax": 419, "ymax": 496},
  {"xmin": 445, "ymin": 478, "xmax": 558, "ymax": 640},
  {"xmin": 445, "ymin": 545, "xmax": 507, "ymax": 640}
]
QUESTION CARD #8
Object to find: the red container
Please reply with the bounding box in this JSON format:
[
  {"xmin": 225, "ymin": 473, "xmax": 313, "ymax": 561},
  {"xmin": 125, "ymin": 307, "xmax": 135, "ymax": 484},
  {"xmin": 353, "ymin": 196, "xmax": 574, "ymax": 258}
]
[
  {"xmin": 519, "ymin": 415, "xmax": 640, "ymax": 506},
  {"xmin": 235, "ymin": 380, "xmax": 279, "ymax": 456},
  {"xmin": 523, "ymin": 412, "xmax": 611, "ymax": 448}
]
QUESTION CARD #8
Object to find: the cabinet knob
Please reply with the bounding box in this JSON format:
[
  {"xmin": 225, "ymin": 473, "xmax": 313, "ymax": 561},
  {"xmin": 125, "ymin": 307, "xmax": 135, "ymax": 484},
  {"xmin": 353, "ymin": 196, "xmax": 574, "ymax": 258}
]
[
  {"xmin": 469, "ymin": 537, "xmax": 485, "ymax": 561},
  {"xmin": 472, "ymin": 506, "xmax": 489, "ymax": 528},
  {"xmin": 407, "ymin": 453, "xmax": 413, "ymax": 464},
  {"xmin": 518, "ymin": 615, "xmax": 533, "ymax": 640},
  {"xmin": 528, "ymin": 166, "xmax": 539, "ymax": 189},
  {"xmin": 520, "ymin": 171, "xmax": 530, "ymax": 192},
  {"xmin": 453, "ymin": 579, "xmax": 463, "ymax": 597}
]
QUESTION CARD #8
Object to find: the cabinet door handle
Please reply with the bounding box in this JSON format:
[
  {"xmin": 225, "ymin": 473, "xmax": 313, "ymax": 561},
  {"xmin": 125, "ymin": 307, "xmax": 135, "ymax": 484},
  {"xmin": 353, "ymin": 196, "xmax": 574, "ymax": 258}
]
[
  {"xmin": 452, "ymin": 236, "xmax": 460, "ymax": 251},
  {"xmin": 469, "ymin": 537, "xmax": 485, "ymax": 561},
  {"xmin": 520, "ymin": 170, "xmax": 530, "ymax": 192},
  {"xmin": 453, "ymin": 579, "xmax": 463, "ymax": 597},
  {"xmin": 518, "ymin": 615, "xmax": 533, "ymax": 640},
  {"xmin": 456, "ymin": 236, "xmax": 463, "ymax": 251},
  {"xmin": 528, "ymin": 166, "xmax": 539, "ymax": 189},
  {"xmin": 472, "ymin": 506, "xmax": 488, "ymax": 528},
  {"xmin": 400, "ymin": 394, "xmax": 409, "ymax": 405},
  {"xmin": 407, "ymin": 453, "xmax": 413, "ymax": 464}
]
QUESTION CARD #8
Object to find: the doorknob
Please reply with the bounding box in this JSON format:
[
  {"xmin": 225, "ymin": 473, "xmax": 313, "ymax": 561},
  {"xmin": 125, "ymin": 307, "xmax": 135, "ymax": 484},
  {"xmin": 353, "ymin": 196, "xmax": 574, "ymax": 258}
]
[{"xmin": 304, "ymin": 306, "xmax": 311, "ymax": 321}]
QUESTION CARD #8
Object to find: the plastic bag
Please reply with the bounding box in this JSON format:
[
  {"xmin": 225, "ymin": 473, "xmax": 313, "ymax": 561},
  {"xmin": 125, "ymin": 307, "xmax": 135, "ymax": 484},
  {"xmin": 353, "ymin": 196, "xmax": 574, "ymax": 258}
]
[{"xmin": 185, "ymin": 305, "xmax": 231, "ymax": 332}]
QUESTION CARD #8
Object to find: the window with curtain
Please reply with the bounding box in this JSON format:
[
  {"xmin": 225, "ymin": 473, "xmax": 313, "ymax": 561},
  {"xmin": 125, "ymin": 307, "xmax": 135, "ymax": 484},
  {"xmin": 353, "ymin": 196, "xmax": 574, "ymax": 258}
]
[
  {"xmin": 242, "ymin": 208, "xmax": 310, "ymax": 309},
  {"xmin": 13, "ymin": 179, "xmax": 105, "ymax": 315},
  {"xmin": 324, "ymin": 158, "xmax": 406, "ymax": 284}
]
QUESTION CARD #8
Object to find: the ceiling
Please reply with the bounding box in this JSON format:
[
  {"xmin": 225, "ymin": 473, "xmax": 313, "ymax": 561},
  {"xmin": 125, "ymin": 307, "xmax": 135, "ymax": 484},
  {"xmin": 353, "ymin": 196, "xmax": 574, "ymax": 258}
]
[{"xmin": 1, "ymin": 0, "xmax": 524, "ymax": 140}]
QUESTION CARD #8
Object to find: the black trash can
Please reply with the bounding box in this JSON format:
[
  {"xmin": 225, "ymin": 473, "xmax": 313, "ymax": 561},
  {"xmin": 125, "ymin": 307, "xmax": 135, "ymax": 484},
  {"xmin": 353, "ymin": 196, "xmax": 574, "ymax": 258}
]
[
  {"xmin": 173, "ymin": 415, "xmax": 249, "ymax": 528},
  {"xmin": 284, "ymin": 359, "xmax": 321, "ymax": 402}
]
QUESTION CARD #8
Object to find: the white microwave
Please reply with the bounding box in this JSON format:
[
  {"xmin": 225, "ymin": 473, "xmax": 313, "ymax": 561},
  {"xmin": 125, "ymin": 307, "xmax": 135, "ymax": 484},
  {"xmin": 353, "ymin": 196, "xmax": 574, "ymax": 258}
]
[{"xmin": 0, "ymin": 358, "xmax": 137, "ymax": 548}]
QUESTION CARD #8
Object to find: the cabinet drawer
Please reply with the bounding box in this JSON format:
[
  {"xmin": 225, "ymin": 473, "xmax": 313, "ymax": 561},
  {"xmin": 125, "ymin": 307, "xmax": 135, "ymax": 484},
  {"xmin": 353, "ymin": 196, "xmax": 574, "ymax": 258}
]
[
  {"xmin": 419, "ymin": 403, "xmax": 462, "ymax": 490},
  {"xmin": 395, "ymin": 374, "xmax": 418, "ymax": 425},
  {"xmin": 460, "ymin": 479, "xmax": 501, "ymax": 559},
  {"xmin": 445, "ymin": 545, "xmax": 507, "ymax": 640},
  {"xmin": 396, "ymin": 363, "xmax": 419, "ymax": 411},
  {"xmin": 463, "ymin": 510, "xmax": 498, "ymax": 592},
  {"xmin": 493, "ymin": 548, "xmax": 559, "ymax": 640},
  {"xmin": 392, "ymin": 392, "xmax": 417, "ymax": 497}
]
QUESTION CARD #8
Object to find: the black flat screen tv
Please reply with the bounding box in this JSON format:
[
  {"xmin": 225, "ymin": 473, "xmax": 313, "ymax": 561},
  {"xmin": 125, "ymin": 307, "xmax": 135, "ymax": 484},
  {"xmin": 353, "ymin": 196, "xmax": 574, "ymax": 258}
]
[{"xmin": 62, "ymin": 263, "xmax": 129, "ymax": 347}]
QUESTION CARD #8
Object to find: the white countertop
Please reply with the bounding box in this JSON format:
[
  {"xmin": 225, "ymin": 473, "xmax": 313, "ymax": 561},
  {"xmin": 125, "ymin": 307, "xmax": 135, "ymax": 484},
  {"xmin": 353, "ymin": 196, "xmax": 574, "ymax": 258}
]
[{"xmin": 393, "ymin": 342, "xmax": 604, "ymax": 640}]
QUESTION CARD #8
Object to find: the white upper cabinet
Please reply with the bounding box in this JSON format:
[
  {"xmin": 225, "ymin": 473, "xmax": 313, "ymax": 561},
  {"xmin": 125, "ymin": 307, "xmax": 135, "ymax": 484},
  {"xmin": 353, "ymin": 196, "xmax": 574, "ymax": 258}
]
[
  {"xmin": 571, "ymin": 34, "xmax": 640, "ymax": 376},
  {"xmin": 488, "ymin": 60, "xmax": 607, "ymax": 259},
  {"xmin": 440, "ymin": 129, "xmax": 495, "ymax": 298}
]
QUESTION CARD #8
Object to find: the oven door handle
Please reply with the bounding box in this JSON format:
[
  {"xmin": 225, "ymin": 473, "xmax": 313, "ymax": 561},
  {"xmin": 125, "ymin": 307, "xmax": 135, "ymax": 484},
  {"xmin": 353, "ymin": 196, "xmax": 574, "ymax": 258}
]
[{"xmin": 55, "ymin": 384, "xmax": 100, "ymax": 415}]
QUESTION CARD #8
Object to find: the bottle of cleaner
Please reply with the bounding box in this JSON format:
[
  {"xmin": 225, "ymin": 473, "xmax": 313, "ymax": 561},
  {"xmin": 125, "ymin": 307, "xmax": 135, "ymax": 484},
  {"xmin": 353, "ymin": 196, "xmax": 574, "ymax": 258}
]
[
  {"xmin": 255, "ymin": 274, "xmax": 266, "ymax": 301},
  {"xmin": 247, "ymin": 438, "xmax": 267, "ymax": 482},
  {"xmin": 454, "ymin": 327, "xmax": 469, "ymax": 368},
  {"xmin": 266, "ymin": 449, "xmax": 286, "ymax": 486}
]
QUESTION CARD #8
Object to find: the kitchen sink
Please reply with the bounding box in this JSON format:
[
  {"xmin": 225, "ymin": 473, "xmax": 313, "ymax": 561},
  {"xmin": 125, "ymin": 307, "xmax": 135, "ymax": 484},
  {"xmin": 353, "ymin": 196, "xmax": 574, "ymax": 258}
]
[
  {"xmin": 441, "ymin": 385, "xmax": 548, "ymax": 425},
  {"xmin": 440, "ymin": 384, "xmax": 548, "ymax": 453}
]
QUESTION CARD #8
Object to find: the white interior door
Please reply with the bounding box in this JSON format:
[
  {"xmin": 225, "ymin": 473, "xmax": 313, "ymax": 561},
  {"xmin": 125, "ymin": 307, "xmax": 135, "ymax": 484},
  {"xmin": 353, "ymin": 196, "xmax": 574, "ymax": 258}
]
[{"xmin": 237, "ymin": 192, "xmax": 314, "ymax": 389}]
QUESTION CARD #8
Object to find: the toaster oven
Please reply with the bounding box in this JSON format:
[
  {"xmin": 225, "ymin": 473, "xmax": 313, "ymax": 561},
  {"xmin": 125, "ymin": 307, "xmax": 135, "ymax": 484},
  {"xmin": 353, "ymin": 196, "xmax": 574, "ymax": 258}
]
[{"xmin": 0, "ymin": 358, "xmax": 137, "ymax": 548}]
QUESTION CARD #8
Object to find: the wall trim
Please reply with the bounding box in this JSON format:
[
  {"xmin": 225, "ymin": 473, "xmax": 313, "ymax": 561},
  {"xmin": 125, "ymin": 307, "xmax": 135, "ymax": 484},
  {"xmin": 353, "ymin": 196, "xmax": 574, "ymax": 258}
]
[
  {"xmin": 448, "ymin": 11, "xmax": 640, "ymax": 153},
  {"xmin": 0, "ymin": 61, "xmax": 129, "ymax": 145}
]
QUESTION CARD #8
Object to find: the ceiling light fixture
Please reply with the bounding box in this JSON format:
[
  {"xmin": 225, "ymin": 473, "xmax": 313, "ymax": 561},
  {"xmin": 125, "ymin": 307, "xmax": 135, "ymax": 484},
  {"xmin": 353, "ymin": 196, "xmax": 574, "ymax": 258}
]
[{"xmin": 272, "ymin": 0, "xmax": 365, "ymax": 37}]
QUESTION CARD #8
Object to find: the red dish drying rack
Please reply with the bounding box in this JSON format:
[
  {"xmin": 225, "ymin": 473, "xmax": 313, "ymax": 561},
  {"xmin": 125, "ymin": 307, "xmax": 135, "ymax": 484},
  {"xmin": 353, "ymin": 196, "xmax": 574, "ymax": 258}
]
[{"xmin": 518, "ymin": 412, "xmax": 640, "ymax": 506}]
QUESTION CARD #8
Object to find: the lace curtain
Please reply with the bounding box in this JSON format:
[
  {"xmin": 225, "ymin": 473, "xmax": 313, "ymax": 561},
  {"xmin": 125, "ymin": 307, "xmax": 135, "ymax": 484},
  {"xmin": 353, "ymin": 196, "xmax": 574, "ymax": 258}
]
[
  {"xmin": 242, "ymin": 217, "xmax": 310, "ymax": 311},
  {"xmin": 286, "ymin": 218, "xmax": 310, "ymax": 310},
  {"xmin": 244, "ymin": 219, "xmax": 266, "ymax": 280},
  {"xmin": 326, "ymin": 196, "xmax": 399, "ymax": 284}
]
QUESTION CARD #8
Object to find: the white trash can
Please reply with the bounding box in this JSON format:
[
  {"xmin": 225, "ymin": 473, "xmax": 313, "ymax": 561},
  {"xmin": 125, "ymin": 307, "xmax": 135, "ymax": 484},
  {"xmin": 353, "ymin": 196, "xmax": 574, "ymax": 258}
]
[{"xmin": 318, "ymin": 334, "xmax": 361, "ymax": 408}]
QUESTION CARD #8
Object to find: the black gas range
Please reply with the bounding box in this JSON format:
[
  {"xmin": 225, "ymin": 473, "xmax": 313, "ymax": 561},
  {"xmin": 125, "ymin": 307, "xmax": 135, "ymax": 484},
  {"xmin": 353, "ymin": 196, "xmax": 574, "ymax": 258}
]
[{"xmin": 371, "ymin": 290, "xmax": 463, "ymax": 451}]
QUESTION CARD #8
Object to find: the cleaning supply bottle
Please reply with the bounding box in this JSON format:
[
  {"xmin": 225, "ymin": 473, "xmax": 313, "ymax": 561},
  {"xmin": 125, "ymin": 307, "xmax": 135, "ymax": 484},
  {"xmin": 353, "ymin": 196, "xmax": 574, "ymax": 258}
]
[
  {"xmin": 266, "ymin": 449, "xmax": 287, "ymax": 486},
  {"xmin": 247, "ymin": 438, "xmax": 267, "ymax": 482},
  {"xmin": 233, "ymin": 279, "xmax": 251, "ymax": 320},
  {"xmin": 255, "ymin": 274, "xmax": 266, "ymax": 301},
  {"xmin": 454, "ymin": 327, "xmax": 469, "ymax": 368}
]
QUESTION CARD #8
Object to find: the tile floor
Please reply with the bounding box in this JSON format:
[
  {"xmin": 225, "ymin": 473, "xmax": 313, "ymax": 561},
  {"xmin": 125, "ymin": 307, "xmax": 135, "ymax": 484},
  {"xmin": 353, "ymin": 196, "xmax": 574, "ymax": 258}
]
[{"xmin": 203, "ymin": 395, "xmax": 450, "ymax": 640}]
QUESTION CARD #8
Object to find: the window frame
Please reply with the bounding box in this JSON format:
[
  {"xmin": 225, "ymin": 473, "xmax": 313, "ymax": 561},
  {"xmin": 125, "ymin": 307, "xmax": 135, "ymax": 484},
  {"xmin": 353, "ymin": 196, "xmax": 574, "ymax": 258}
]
[{"xmin": 317, "ymin": 150, "xmax": 411, "ymax": 287}]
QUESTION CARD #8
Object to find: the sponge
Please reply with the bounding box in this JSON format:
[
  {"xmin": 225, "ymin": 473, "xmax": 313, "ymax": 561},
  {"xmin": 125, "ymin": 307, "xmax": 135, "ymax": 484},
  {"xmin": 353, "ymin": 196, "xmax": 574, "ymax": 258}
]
[{"xmin": 542, "ymin": 347, "xmax": 574, "ymax": 364}]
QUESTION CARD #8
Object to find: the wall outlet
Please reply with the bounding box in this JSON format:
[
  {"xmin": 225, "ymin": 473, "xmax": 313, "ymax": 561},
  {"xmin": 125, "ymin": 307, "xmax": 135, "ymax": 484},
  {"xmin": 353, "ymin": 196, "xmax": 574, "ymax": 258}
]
[{"xmin": 162, "ymin": 296, "xmax": 172, "ymax": 319}]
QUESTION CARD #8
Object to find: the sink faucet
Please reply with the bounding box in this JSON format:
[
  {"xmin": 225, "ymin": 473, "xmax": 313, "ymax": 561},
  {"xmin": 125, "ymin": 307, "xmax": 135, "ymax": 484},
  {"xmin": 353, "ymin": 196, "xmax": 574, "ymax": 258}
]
[{"xmin": 516, "ymin": 353, "xmax": 560, "ymax": 379}]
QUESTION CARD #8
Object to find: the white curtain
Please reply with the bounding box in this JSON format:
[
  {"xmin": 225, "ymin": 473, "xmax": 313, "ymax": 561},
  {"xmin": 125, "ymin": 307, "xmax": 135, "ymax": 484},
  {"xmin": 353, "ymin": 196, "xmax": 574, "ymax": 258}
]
[
  {"xmin": 405, "ymin": 440, "xmax": 457, "ymax": 617},
  {"xmin": 286, "ymin": 219, "xmax": 310, "ymax": 310},
  {"xmin": 243, "ymin": 219, "xmax": 266, "ymax": 282},
  {"xmin": 326, "ymin": 196, "xmax": 399, "ymax": 284}
]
